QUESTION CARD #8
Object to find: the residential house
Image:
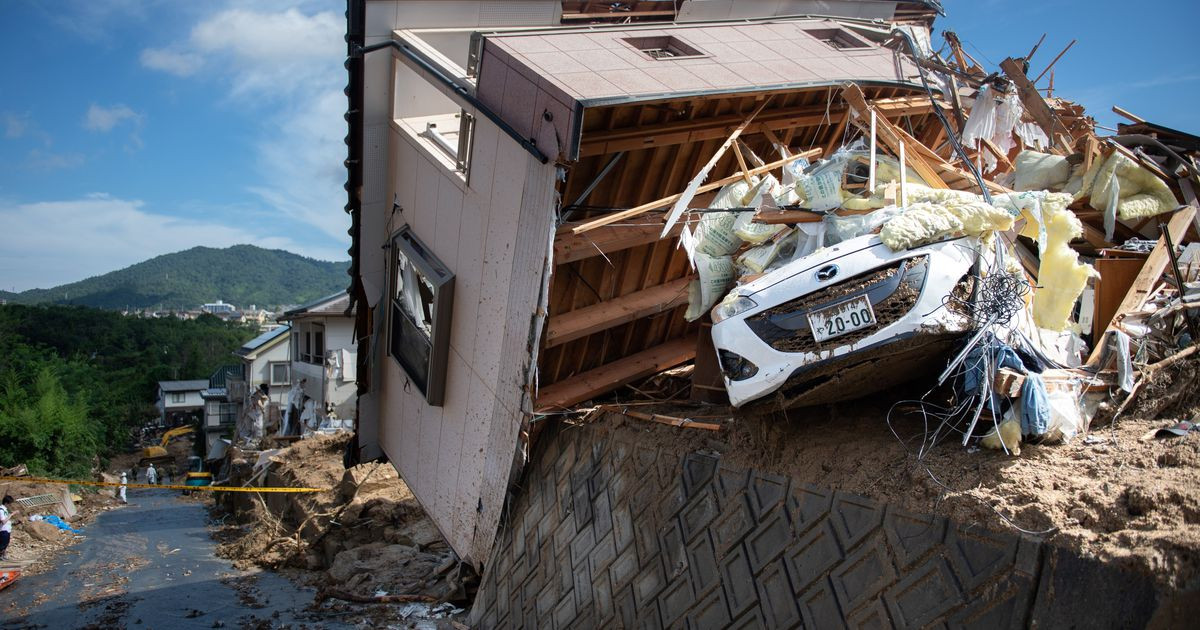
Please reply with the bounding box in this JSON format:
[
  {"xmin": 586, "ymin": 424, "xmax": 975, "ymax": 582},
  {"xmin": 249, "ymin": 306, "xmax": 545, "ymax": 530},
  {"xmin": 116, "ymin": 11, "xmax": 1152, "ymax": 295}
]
[
  {"xmin": 200, "ymin": 364, "xmax": 243, "ymax": 455},
  {"xmin": 344, "ymin": 0, "xmax": 946, "ymax": 566},
  {"xmin": 279, "ymin": 292, "xmax": 357, "ymax": 422},
  {"xmin": 155, "ymin": 380, "xmax": 207, "ymax": 427}
]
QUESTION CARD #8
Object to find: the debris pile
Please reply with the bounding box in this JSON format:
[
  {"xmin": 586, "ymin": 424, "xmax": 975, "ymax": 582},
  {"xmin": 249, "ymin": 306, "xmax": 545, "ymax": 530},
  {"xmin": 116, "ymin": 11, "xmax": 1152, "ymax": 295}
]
[
  {"xmin": 550, "ymin": 29, "xmax": 1200, "ymax": 463},
  {"xmin": 212, "ymin": 433, "xmax": 466, "ymax": 604}
]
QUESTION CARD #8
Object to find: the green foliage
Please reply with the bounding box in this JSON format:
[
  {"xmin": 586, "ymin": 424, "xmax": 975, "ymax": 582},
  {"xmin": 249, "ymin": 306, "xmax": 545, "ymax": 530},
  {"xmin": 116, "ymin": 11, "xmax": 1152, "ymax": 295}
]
[
  {"xmin": 10, "ymin": 244, "xmax": 349, "ymax": 311},
  {"xmin": 0, "ymin": 304, "xmax": 256, "ymax": 478}
]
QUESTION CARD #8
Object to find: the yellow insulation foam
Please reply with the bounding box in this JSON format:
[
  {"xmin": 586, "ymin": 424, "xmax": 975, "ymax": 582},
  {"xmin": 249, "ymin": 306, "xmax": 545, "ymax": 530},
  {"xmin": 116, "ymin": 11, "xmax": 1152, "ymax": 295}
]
[
  {"xmin": 879, "ymin": 198, "xmax": 1014, "ymax": 250},
  {"xmin": 1028, "ymin": 194, "xmax": 1095, "ymax": 330},
  {"xmin": 1078, "ymin": 151, "xmax": 1177, "ymax": 220}
]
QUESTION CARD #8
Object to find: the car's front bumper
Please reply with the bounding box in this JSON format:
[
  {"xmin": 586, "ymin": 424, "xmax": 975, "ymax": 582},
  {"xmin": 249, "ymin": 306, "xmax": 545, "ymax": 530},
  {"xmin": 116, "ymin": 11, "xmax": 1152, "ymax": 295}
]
[{"xmin": 712, "ymin": 235, "xmax": 978, "ymax": 407}]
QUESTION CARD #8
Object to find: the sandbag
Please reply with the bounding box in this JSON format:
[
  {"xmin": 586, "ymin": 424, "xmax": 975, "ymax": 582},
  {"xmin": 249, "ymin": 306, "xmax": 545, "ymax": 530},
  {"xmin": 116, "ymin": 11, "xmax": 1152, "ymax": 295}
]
[{"xmin": 685, "ymin": 253, "xmax": 735, "ymax": 321}]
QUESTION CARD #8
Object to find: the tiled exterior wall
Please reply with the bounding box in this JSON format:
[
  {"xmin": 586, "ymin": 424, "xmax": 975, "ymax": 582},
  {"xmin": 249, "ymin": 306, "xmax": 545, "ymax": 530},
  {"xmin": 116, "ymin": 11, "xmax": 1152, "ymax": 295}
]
[{"xmin": 470, "ymin": 421, "xmax": 1159, "ymax": 629}]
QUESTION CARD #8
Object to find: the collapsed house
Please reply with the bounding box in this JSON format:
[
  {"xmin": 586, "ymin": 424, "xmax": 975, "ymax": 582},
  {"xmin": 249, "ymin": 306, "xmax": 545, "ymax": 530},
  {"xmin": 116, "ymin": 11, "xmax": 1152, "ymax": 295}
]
[{"xmin": 341, "ymin": 0, "xmax": 1200, "ymax": 623}]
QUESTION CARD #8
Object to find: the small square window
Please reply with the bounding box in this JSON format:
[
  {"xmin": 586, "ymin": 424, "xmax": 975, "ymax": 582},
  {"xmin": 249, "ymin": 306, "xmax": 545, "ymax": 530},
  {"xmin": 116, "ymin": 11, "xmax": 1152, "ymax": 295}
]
[
  {"xmin": 171, "ymin": 392, "xmax": 185, "ymax": 404},
  {"xmin": 270, "ymin": 363, "xmax": 290, "ymax": 386},
  {"xmin": 803, "ymin": 28, "xmax": 871, "ymax": 51},
  {"xmin": 622, "ymin": 36, "xmax": 706, "ymax": 61}
]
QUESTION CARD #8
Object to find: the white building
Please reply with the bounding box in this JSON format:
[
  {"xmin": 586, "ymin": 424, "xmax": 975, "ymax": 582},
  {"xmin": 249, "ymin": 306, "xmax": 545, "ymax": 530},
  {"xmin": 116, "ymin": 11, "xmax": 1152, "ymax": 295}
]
[
  {"xmin": 155, "ymin": 380, "xmax": 207, "ymax": 427},
  {"xmin": 280, "ymin": 293, "xmax": 357, "ymax": 421}
]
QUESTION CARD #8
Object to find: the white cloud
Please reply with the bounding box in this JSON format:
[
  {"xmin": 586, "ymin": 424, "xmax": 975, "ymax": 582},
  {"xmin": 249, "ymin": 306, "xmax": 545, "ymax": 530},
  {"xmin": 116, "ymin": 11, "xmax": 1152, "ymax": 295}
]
[
  {"xmin": 191, "ymin": 8, "xmax": 343, "ymax": 98},
  {"xmin": 26, "ymin": 149, "xmax": 85, "ymax": 171},
  {"xmin": 139, "ymin": 5, "xmax": 349, "ymax": 244},
  {"xmin": 83, "ymin": 104, "xmax": 141, "ymax": 132},
  {"xmin": 4, "ymin": 113, "xmax": 29, "ymax": 138},
  {"xmin": 139, "ymin": 47, "xmax": 204, "ymax": 77},
  {"xmin": 0, "ymin": 194, "xmax": 335, "ymax": 292}
]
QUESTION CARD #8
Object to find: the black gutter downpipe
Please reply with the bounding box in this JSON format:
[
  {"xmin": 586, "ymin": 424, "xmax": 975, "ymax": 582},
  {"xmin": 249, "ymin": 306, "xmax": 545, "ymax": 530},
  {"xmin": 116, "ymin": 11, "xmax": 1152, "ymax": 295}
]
[
  {"xmin": 360, "ymin": 39, "xmax": 549, "ymax": 164},
  {"xmin": 344, "ymin": 0, "xmax": 367, "ymax": 468}
]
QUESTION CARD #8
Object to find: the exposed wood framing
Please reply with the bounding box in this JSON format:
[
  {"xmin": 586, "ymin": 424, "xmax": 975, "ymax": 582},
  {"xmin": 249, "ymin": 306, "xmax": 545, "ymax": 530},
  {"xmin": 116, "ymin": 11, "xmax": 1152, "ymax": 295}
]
[
  {"xmin": 572, "ymin": 148, "xmax": 822, "ymax": 234},
  {"xmin": 534, "ymin": 337, "xmax": 696, "ymax": 411},
  {"xmin": 999, "ymin": 57, "xmax": 1073, "ymax": 153},
  {"xmin": 841, "ymin": 83, "xmax": 950, "ymax": 189},
  {"xmin": 544, "ymin": 276, "xmax": 692, "ymax": 348},
  {"xmin": 555, "ymin": 211, "xmax": 683, "ymax": 264},
  {"xmin": 1086, "ymin": 203, "xmax": 1198, "ymax": 365},
  {"xmin": 579, "ymin": 96, "xmax": 944, "ymax": 157}
]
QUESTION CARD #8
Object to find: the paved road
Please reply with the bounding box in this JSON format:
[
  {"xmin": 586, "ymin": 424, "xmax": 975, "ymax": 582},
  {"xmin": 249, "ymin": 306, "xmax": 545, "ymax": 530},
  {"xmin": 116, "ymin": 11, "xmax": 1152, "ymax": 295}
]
[{"xmin": 0, "ymin": 487, "xmax": 344, "ymax": 629}]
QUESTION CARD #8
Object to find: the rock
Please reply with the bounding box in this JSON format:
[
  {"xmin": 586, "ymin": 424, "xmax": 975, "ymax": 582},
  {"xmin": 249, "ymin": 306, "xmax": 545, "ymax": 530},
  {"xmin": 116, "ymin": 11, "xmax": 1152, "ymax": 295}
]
[{"xmin": 25, "ymin": 520, "xmax": 63, "ymax": 542}]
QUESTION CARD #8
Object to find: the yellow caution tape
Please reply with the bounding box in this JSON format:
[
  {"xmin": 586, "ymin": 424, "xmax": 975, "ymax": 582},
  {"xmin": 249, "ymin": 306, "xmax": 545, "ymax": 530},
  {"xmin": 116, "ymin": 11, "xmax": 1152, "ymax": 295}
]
[{"xmin": 0, "ymin": 475, "xmax": 326, "ymax": 494}]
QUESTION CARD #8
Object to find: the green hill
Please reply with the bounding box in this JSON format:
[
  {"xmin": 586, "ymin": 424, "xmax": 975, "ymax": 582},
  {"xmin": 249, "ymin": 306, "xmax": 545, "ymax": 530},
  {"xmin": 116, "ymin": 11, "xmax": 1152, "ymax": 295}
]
[{"xmin": 10, "ymin": 245, "xmax": 349, "ymax": 310}]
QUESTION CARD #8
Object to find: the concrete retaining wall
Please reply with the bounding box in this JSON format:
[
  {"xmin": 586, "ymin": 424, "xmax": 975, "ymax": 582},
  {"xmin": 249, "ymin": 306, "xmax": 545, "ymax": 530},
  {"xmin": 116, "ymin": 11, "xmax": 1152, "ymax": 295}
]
[{"xmin": 470, "ymin": 421, "xmax": 1159, "ymax": 628}]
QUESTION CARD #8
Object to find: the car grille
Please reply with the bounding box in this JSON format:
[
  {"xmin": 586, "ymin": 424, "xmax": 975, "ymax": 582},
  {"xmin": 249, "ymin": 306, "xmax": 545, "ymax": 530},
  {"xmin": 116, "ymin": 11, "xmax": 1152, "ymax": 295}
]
[{"xmin": 746, "ymin": 256, "xmax": 927, "ymax": 354}]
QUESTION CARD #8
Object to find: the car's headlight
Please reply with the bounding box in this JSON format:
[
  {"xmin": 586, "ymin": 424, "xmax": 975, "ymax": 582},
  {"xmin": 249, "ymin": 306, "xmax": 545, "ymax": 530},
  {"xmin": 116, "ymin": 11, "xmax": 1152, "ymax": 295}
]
[{"xmin": 711, "ymin": 294, "xmax": 758, "ymax": 324}]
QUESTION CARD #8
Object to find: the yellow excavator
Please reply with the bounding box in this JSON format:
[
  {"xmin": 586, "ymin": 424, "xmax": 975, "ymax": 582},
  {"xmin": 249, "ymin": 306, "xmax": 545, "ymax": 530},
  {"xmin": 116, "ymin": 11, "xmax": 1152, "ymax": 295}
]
[{"xmin": 138, "ymin": 425, "xmax": 195, "ymax": 470}]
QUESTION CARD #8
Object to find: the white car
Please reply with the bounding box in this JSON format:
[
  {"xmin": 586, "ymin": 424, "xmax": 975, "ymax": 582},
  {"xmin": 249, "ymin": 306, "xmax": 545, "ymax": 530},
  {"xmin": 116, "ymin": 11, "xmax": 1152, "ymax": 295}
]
[{"xmin": 711, "ymin": 233, "xmax": 979, "ymax": 408}]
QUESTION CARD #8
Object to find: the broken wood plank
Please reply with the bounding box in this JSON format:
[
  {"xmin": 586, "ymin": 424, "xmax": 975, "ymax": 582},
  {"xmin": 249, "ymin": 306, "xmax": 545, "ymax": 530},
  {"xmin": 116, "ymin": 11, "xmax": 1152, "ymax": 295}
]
[
  {"xmin": 841, "ymin": 83, "xmax": 950, "ymax": 189},
  {"xmin": 753, "ymin": 208, "xmax": 825, "ymax": 224},
  {"xmin": 662, "ymin": 97, "xmax": 773, "ymax": 234},
  {"xmin": 999, "ymin": 57, "xmax": 1073, "ymax": 153},
  {"xmin": 1086, "ymin": 203, "xmax": 1198, "ymax": 365},
  {"xmin": 1032, "ymin": 39, "xmax": 1076, "ymax": 85},
  {"xmin": 595, "ymin": 404, "xmax": 723, "ymax": 431},
  {"xmin": 980, "ymin": 138, "xmax": 1014, "ymax": 172},
  {"xmin": 571, "ymin": 148, "xmax": 822, "ymax": 235},
  {"xmin": 534, "ymin": 337, "xmax": 696, "ymax": 411},
  {"xmin": 544, "ymin": 276, "xmax": 692, "ymax": 348},
  {"xmin": 555, "ymin": 211, "xmax": 684, "ymax": 264}
]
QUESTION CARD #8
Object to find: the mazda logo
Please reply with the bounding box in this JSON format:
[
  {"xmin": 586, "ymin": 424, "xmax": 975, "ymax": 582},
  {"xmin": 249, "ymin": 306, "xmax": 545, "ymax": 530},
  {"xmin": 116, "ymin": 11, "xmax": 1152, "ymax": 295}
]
[{"xmin": 815, "ymin": 264, "xmax": 839, "ymax": 281}]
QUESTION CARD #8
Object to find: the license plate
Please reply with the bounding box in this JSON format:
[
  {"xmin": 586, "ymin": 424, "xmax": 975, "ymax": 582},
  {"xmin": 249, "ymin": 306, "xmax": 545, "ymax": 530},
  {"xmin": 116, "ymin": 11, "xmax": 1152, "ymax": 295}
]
[{"xmin": 807, "ymin": 295, "xmax": 876, "ymax": 343}]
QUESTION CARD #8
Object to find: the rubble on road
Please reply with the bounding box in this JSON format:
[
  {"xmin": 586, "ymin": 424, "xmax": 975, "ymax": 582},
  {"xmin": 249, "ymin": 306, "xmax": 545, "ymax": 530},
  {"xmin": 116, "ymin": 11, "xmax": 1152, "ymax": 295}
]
[{"xmin": 211, "ymin": 433, "xmax": 468, "ymax": 605}]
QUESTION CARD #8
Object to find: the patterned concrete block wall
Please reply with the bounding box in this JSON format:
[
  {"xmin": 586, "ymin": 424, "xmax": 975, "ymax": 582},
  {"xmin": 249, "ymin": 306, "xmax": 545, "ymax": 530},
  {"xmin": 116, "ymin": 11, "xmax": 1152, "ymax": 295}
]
[{"xmin": 470, "ymin": 422, "xmax": 1159, "ymax": 629}]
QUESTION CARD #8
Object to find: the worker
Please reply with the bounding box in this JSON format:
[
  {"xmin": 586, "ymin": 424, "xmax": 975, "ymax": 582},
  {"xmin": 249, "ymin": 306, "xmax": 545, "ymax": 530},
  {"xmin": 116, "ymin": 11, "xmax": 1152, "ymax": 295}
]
[
  {"xmin": 118, "ymin": 472, "xmax": 128, "ymax": 504},
  {"xmin": 0, "ymin": 495, "xmax": 15, "ymax": 561},
  {"xmin": 147, "ymin": 463, "xmax": 158, "ymax": 485},
  {"xmin": 283, "ymin": 379, "xmax": 305, "ymax": 436}
]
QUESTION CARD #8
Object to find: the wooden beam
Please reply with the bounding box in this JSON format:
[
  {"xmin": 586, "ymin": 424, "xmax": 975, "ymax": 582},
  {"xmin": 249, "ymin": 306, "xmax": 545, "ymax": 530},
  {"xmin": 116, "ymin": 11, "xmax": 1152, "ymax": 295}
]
[
  {"xmin": 555, "ymin": 211, "xmax": 683, "ymax": 264},
  {"xmin": 579, "ymin": 97, "xmax": 944, "ymax": 157},
  {"xmin": 1112, "ymin": 105, "xmax": 1146, "ymax": 124},
  {"xmin": 534, "ymin": 337, "xmax": 696, "ymax": 411},
  {"xmin": 544, "ymin": 276, "xmax": 692, "ymax": 348},
  {"xmin": 572, "ymin": 148, "xmax": 822, "ymax": 234},
  {"xmin": 980, "ymin": 138, "xmax": 1014, "ymax": 172},
  {"xmin": 1086, "ymin": 203, "xmax": 1198, "ymax": 365},
  {"xmin": 595, "ymin": 405, "xmax": 723, "ymax": 431},
  {"xmin": 999, "ymin": 57, "xmax": 1073, "ymax": 153},
  {"xmin": 841, "ymin": 83, "xmax": 950, "ymax": 189}
]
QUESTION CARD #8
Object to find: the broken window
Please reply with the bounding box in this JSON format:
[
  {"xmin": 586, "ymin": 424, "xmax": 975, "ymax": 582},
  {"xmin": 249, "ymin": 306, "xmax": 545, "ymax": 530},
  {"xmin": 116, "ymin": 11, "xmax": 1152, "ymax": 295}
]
[
  {"xmin": 622, "ymin": 35, "xmax": 706, "ymax": 60},
  {"xmin": 389, "ymin": 225, "xmax": 455, "ymax": 406}
]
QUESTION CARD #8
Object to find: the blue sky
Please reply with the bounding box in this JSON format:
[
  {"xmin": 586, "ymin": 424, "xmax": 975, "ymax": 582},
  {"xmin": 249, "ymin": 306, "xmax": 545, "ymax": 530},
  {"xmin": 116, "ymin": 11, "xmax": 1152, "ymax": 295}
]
[{"xmin": 0, "ymin": 0, "xmax": 1195, "ymax": 291}]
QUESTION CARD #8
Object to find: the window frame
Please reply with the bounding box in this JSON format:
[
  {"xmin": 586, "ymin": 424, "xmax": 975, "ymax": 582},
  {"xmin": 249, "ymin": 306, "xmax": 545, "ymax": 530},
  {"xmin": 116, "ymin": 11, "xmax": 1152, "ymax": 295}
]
[
  {"xmin": 170, "ymin": 391, "xmax": 185, "ymax": 404},
  {"xmin": 388, "ymin": 225, "xmax": 455, "ymax": 406},
  {"xmin": 269, "ymin": 362, "xmax": 290, "ymax": 386}
]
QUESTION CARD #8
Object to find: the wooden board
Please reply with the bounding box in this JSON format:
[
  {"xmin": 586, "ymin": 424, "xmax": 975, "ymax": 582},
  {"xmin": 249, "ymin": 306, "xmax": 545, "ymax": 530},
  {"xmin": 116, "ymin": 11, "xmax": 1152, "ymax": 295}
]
[
  {"xmin": 999, "ymin": 57, "xmax": 1073, "ymax": 153},
  {"xmin": 555, "ymin": 211, "xmax": 683, "ymax": 264},
  {"xmin": 544, "ymin": 276, "xmax": 692, "ymax": 348},
  {"xmin": 534, "ymin": 337, "xmax": 696, "ymax": 411},
  {"xmin": 1086, "ymin": 203, "xmax": 1198, "ymax": 365}
]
